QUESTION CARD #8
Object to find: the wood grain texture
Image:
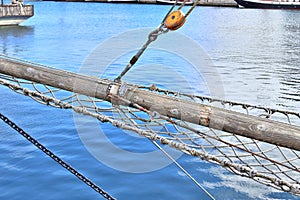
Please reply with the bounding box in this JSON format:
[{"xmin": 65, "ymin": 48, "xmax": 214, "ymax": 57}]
[{"xmin": 1, "ymin": 56, "xmax": 300, "ymax": 151}]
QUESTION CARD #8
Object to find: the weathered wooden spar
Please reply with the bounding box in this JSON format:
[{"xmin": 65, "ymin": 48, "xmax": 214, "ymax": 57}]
[{"xmin": 1, "ymin": 56, "xmax": 300, "ymax": 151}]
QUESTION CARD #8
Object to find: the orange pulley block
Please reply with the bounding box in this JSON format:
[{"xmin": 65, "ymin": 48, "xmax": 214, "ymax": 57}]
[{"xmin": 164, "ymin": 10, "xmax": 186, "ymax": 31}]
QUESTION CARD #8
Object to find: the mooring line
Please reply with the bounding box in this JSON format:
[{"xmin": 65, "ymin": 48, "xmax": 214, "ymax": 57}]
[{"xmin": 0, "ymin": 112, "xmax": 116, "ymax": 200}]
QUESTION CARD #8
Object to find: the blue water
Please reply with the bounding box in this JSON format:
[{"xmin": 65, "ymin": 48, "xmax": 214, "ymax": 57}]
[{"xmin": 0, "ymin": 1, "xmax": 300, "ymax": 200}]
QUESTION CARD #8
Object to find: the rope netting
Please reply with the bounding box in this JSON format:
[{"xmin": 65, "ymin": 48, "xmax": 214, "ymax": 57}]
[{"xmin": 0, "ymin": 71, "xmax": 299, "ymax": 196}]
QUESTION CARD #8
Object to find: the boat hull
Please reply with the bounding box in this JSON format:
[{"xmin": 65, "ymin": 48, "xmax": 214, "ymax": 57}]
[
  {"xmin": 0, "ymin": 16, "xmax": 30, "ymax": 25},
  {"xmin": 235, "ymin": 0, "xmax": 300, "ymax": 9}
]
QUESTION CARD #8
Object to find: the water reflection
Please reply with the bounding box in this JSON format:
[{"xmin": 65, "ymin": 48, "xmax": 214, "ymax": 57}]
[
  {"xmin": 277, "ymin": 11, "xmax": 300, "ymax": 104},
  {"xmin": 184, "ymin": 9, "xmax": 300, "ymax": 111},
  {"xmin": 0, "ymin": 26, "xmax": 34, "ymax": 55},
  {"xmin": 0, "ymin": 3, "xmax": 300, "ymax": 199}
]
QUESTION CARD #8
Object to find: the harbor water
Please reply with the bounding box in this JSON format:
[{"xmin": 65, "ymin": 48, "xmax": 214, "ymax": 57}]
[{"xmin": 0, "ymin": 1, "xmax": 300, "ymax": 199}]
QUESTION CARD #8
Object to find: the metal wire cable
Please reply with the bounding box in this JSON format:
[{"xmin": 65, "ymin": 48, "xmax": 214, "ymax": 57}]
[
  {"xmin": 151, "ymin": 140, "xmax": 215, "ymax": 200},
  {"xmin": 114, "ymin": 0, "xmax": 198, "ymax": 82}
]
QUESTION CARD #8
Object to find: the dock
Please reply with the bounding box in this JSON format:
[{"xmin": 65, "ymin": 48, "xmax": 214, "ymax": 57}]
[
  {"xmin": 67, "ymin": 0, "xmax": 239, "ymax": 8},
  {"xmin": 196, "ymin": 0, "xmax": 238, "ymax": 7},
  {"xmin": 0, "ymin": 4, "xmax": 34, "ymax": 25}
]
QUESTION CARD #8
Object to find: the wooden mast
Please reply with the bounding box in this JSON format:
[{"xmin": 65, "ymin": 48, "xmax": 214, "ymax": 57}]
[{"xmin": 1, "ymin": 56, "xmax": 300, "ymax": 151}]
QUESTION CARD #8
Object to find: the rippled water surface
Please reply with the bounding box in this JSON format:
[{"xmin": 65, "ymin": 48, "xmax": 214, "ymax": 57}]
[{"xmin": 0, "ymin": 2, "xmax": 300, "ymax": 200}]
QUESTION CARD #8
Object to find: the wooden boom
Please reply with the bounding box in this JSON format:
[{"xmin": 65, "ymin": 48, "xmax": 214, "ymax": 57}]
[{"xmin": 1, "ymin": 56, "xmax": 300, "ymax": 151}]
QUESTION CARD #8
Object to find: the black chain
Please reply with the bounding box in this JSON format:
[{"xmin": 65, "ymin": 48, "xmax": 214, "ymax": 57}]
[{"xmin": 0, "ymin": 112, "xmax": 116, "ymax": 200}]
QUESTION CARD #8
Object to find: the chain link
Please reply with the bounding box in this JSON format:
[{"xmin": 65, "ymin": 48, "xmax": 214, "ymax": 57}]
[{"xmin": 0, "ymin": 112, "xmax": 116, "ymax": 200}]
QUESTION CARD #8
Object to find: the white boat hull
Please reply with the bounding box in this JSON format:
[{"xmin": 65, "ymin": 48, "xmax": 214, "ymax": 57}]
[
  {"xmin": 0, "ymin": 16, "xmax": 28, "ymax": 26},
  {"xmin": 235, "ymin": 0, "xmax": 300, "ymax": 9}
]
